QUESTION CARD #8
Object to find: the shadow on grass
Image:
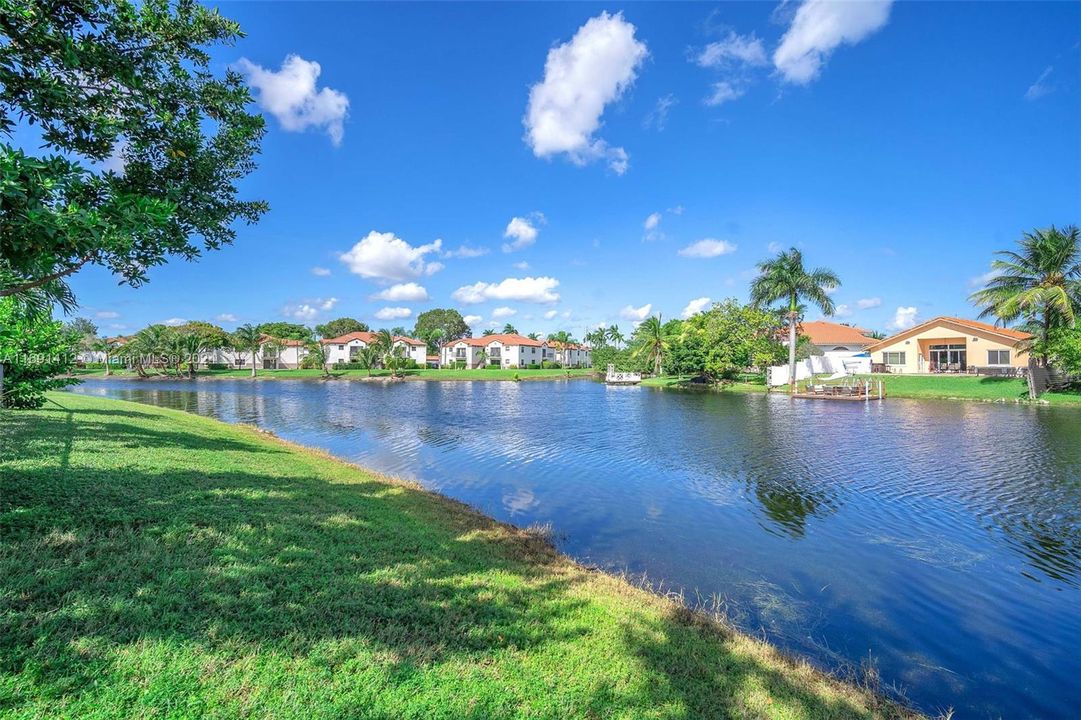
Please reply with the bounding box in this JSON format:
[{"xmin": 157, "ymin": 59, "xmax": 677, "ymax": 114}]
[{"xmin": 0, "ymin": 403, "xmax": 908, "ymax": 718}]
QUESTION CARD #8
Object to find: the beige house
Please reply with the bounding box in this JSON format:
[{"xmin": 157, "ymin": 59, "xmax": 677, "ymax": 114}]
[{"xmin": 867, "ymin": 317, "xmax": 1032, "ymax": 374}]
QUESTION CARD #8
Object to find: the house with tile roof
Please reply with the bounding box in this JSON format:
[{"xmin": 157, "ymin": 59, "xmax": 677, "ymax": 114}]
[
  {"xmin": 320, "ymin": 331, "xmax": 427, "ymax": 367},
  {"xmin": 795, "ymin": 321, "xmax": 878, "ymax": 355},
  {"xmin": 547, "ymin": 340, "xmax": 593, "ymax": 368},
  {"xmin": 440, "ymin": 333, "xmax": 550, "ymax": 369},
  {"xmin": 866, "ymin": 317, "xmax": 1032, "ymax": 373}
]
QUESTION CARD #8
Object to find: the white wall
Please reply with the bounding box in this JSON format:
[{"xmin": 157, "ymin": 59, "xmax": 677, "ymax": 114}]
[{"xmin": 767, "ymin": 355, "xmax": 871, "ymax": 386}]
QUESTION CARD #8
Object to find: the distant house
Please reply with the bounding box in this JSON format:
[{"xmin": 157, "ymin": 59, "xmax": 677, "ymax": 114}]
[
  {"xmin": 547, "ymin": 340, "xmax": 593, "ymax": 368},
  {"xmin": 867, "ymin": 317, "xmax": 1032, "ymax": 374},
  {"xmin": 202, "ymin": 335, "xmax": 309, "ymax": 369},
  {"xmin": 795, "ymin": 321, "xmax": 878, "ymax": 356},
  {"xmin": 440, "ymin": 334, "xmax": 549, "ymax": 369},
  {"xmin": 321, "ymin": 331, "xmax": 427, "ymax": 367}
]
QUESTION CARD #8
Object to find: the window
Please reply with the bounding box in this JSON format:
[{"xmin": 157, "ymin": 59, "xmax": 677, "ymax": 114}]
[
  {"xmin": 883, "ymin": 351, "xmax": 906, "ymax": 365},
  {"xmin": 338, "ymin": 344, "xmax": 344, "ymax": 350},
  {"xmin": 987, "ymin": 350, "xmax": 1010, "ymax": 365}
]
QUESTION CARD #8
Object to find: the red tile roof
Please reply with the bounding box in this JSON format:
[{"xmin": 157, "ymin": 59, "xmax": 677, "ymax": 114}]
[
  {"xmin": 798, "ymin": 321, "xmax": 877, "ymax": 347},
  {"xmin": 443, "ymin": 333, "xmax": 545, "ymax": 348},
  {"xmin": 866, "ymin": 316, "xmax": 1033, "ymax": 351},
  {"xmin": 320, "ymin": 331, "xmax": 425, "ymax": 346}
]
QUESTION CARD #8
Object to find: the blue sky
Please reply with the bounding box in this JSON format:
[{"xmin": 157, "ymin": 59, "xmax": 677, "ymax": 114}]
[{"xmin": 65, "ymin": 1, "xmax": 1080, "ymax": 338}]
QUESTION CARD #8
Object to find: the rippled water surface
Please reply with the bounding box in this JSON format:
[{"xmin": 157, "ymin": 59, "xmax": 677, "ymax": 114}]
[{"xmin": 68, "ymin": 378, "xmax": 1081, "ymax": 718}]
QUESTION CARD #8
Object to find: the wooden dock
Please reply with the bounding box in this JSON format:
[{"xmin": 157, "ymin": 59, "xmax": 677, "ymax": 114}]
[{"xmin": 791, "ymin": 379, "xmax": 886, "ymax": 401}]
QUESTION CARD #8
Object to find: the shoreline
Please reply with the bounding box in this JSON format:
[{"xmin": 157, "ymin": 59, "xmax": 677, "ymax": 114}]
[
  {"xmin": 3, "ymin": 391, "xmax": 924, "ymax": 719},
  {"xmin": 67, "ymin": 368, "xmax": 599, "ymax": 383}
]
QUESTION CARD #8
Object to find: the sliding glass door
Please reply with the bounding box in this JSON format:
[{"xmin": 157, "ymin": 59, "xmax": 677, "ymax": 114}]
[{"xmin": 928, "ymin": 344, "xmax": 966, "ymax": 372}]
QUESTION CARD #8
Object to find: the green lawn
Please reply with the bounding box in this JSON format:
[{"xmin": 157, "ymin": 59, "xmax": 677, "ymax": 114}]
[
  {"xmin": 0, "ymin": 393, "xmax": 917, "ymax": 719},
  {"xmin": 72, "ymin": 367, "xmax": 597, "ymax": 382},
  {"xmin": 640, "ymin": 375, "xmax": 767, "ymax": 394}
]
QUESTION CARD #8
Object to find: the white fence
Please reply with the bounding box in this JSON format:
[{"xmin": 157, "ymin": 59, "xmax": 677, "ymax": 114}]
[{"xmin": 766, "ymin": 354, "xmax": 872, "ymax": 387}]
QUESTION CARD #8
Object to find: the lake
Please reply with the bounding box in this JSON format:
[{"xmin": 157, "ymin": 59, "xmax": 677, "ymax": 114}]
[{"xmin": 67, "ymin": 378, "xmax": 1081, "ymax": 718}]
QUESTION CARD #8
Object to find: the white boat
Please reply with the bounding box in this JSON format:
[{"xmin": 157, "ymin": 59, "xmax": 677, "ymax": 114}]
[{"xmin": 605, "ymin": 363, "xmax": 641, "ymax": 385}]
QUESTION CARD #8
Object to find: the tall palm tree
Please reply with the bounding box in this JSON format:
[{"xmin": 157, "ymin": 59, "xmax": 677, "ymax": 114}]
[
  {"xmin": 357, "ymin": 346, "xmax": 379, "ymax": 377},
  {"xmin": 91, "ymin": 337, "xmax": 117, "ymax": 376},
  {"xmin": 262, "ymin": 338, "xmax": 285, "ymax": 370},
  {"xmin": 606, "ymin": 325, "xmax": 624, "ymax": 349},
  {"xmin": 181, "ymin": 333, "xmax": 209, "ymax": 379},
  {"xmin": 306, "ymin": 340, "xmax": 331, "ymax": 378},
  {"xmin": 969, "ymin": 225, "xmax": 1081, "ymax": 364},
  {"xmin": 632, "ymin": 315, "xmax": 669, "ymax": 376},
  {"xmin": 373, "ymin": 329, "xmax": 395, "ymax": 369},
  {"xmin": 502, "ymin": 323, "xmax": 518, "ymax": 335},
  {"xmin": 527, "ymin": 332, "xmax": 539, "ymax": 341},
  {"xmin": 750, "ymin": 247, "xmax": 840, "ymax": 395},
  {"xmin": 547, "ymin": 330, "xmax": 574, "ymax": 345},
  {"xmin": 232, "ymin": 324, "xmax": 262, "ymax": 378}
]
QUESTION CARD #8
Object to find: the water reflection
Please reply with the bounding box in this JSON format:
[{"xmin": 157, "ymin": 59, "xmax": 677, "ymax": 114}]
[{"xmin": 67, "ymin": 379, "xmax": 1081, "ymax": 719}]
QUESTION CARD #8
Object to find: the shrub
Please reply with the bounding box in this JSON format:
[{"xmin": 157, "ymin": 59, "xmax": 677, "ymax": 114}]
[
  {"xmin": 452, "ymin": 361, "xmax": 467, "ymax": 370},
  {"xmin": 527, "ymin": 363, "xmax": 541, "ymax": 370},
  {"xmin": 0, "ymin": 299, "xmax": 78, "ymax": 409},
  {"xmin": 484, "ymin": 363, "xmax": 503, "ymax": 370},
  {"xmin": 207, "ymin": 362, "xmax": 229, "ymax": 371},
  {"xmin": 541, "ymin": 361, "xmax": 561, "ymax": 369}
]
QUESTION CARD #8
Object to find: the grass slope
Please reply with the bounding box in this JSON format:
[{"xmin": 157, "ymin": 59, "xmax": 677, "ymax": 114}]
[
  {"xmin": 0, "ymin": 394, "xmax": 917, "ymax": 720},
  {"xmin": 72, "ymin": 367, "xmax": 596, "ymax": 382}
]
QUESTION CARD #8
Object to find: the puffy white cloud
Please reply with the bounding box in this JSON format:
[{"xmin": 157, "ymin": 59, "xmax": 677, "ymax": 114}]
[
  {"xmin": 524, "ymin": 12, "xmax": 647, "ymax": 174},
  {"xmin": 443, "ymin": 245, "xmax": 489, "ymax": 259},
  {"xmin": 643, "ymin": 212, "xmax": 661, "ymax": 231},
  {"xmin": 502, "ymin": 216, "xmax": 542, "ymax": 252},
  {"xmin": 678, "ymin": 238, "xmax": 737, "ymax": 258},
  {"xmin": 339, "ymin": 231, "xmax": 443, "ymax": 281},
  {"xmin": 774, "ymin": 0, "xmax": 893, "ymax": 85},
  {"xmin": 705, "ymin": 81, "xmax": 745, "ymax": 107},
  {"xmin": 319, "ymin": 298, "xmax": 338, "ymax": 311},
  {"xmin": 311, "ymin": 266, "xmax": 331, "ymax": 277},
  {"xmin": 371, "ymin": 282, "xmax": 429, "ymax": 302},
  {"xmin": 95, "ymin": 310, "xmax": 120, "ymax": 319},
  {"xmin": 620, "ymin": 303, "xmax": 652, "ymax": 321},
  {"xmin": 856, "ymin": 297, "xmax": 882, "ymax": 309},
  {"xmin": 452, "ymin": 276, "xmax": 560, "ymax": 305},
  {"xmin": 374, "ymin": 307, "xmax": 412, "ymax": 321},
  {"xmin": 234, "ymin": 54, "xmax": 349, "ymax": 145},
  {"xmin": 463, "ymin": 314, "xmax": 484, "ymax": 326},
  {"xmin": 543, "ymin": 309, "xmax": 559, "ymax": 320},
  {"xmin": 215, "ymin": 313, "xmax": 238, "ymax": 323},
  {"xmin": 834, "ymin": 304, "xmax": 852, "ymax": 318},
  {"xmin": 163, "ymin": 318, "xmax": 187, "ymax": 327},
  {"xmin": 491, "ymin": 306, "xmax": 517, "ymax": 319},
  {"xmin": 696, "ymin": 31, "xmax": 768, "ymax": 68},
  {"xmin": 891, "ymin": 306, "xmax": 918, "ymax": 330},
  {"xmin": 1025, "ymin": 66, "xmax": 1054, "ymax": 101},
  {"xmin": 680, "ymin": 297, "xmax": 711, "ymax": 319},
  {"xmin": 283, "ymin": 297, "xmax": 337, "ymax": 321}
]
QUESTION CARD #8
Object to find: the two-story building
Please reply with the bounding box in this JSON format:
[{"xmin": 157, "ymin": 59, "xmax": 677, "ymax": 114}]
[
  {"xmin": 547, "ymin": 340, "xmax": 592, "ymax": 368},
  {"xmin": 440, "ymin": 333, "xmax": 549, "ymax": 369},
  {"xmin": 321, "ymin": 331, "xmax": 427, "ymax": 366}
]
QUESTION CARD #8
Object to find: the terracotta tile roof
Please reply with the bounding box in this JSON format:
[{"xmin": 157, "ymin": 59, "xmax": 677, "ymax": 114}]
[
  {"xmin": 394, "ymin": 335, "xmax": 426, "ymax": 346},
  {"xmin": 259, "ymin": 334, "xmax": 307, "ymax": 347},
  {"xmin": 443, "ymin": 333, "xmax": 545, "ymax": 348},
  {"xmin": 548, "ymin": 340, "xmax": 587, "ymax": 350},
  {"xmin": 320, "ymin": 331, "xmax": 425, "ymax": 346},
  {"xmin": 866, "ymin": 316, "xmax": 1033, "ymax": 351},
  {"xmin": 798, "ymin": 321, "xmax": 877, "ymax": 346}
]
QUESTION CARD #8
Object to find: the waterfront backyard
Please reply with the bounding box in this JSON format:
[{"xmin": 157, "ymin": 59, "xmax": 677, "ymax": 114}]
[{"xmin": 21, "ymin": 378, "xmax": 1079, "ymax": 719}]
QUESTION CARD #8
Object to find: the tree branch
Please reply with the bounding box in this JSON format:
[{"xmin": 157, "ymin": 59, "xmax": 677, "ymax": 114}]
[{"xmin": 0, "ymin": 256, "xmax": 92, "ymax": 297}]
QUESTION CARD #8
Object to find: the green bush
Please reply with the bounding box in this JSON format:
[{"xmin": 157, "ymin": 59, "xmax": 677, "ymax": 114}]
[
  {"xmin": 452, "ymin": 361, "xmax": 466, "ymax": 370},
  {"xmin": 541, "ymin": 361, "xmax": 561, "ymax": 369},
  {"xmin": 80, "ymin": 362, "xmax": 106, "ymax": 369},
  {"xmin": 0, "ymin": 299, "xmax": 78, "ymax": 409},
  {"xmin": 527, "ymin": 363, "xmax": 541, "ymax": 370},
  {"xmin": 206, "ymin": 362, "xmax": 229, "ymax": 370},
  {"xmin": 483, "ymin": 363, "xmax": 503, "ymax": 370}
]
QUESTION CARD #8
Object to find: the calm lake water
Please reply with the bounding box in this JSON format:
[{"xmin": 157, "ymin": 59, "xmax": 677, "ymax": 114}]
[{"xmin": 68, "ymin": 378, "xmax": 1081, "ymax": 719}]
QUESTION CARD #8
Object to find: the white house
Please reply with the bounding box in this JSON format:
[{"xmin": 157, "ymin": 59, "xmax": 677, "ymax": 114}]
[
  {"xmin": 202, "ymin": 335, "xmax": 309, "ymax": 369},
  {"xmin": 321, "ymin": 331, "xmax": 427, "ymax": 367},
  {"xmin": 548, "ymin": 341, "xmax": 592, "ymax": 368},
  {"xmin": 440, "ymin": 333, "xmax": 550, "ymax": 369}
]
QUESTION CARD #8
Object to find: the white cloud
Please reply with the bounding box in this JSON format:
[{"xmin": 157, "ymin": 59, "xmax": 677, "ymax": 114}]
[
  {"xmin": 216, "ymin": 313, "xmax": 238, "ymax": 323},
  {"xmin": 234, "ymin": 54, "xmax": 349, "ymax": 145},
  {"xmin": 856, "ymin": 297, "xmax": 882, "ymax": 309},
  {"xmin": 834, "ymin": 304, "xmax": 852, "ymax": 318},
  {"xmin": 705, "ymin": 81, "xmax": 745, "ymax": 107},
  {"xmin": 163, "ymin": 318, "xmax": 187, "ymax": 327},
  {"xmin": 543, "ymin": 310, "xmax": 559, "ymax": 320},
  {"xmin": 678, "ymin": 238, "xmax": 737, "ymax": 258},
  {"xmin": 524, "ymin": 12, "xmax": 648, "ymax": 174},
  {"xmin": 643, "ymin": 94, "xmax": 677, "ymax": 131},
  {"xmin": 512, "ymin": 261, "xmax": 530, "ymax": 270},
  {"xmin": 282, "ymin": 297, "xmax": 336, "ymax": 321},
  {"xmin": 681, "ymin": 297, "xmax": 711, "ymax": 319},
  {"xmin": 968, "ymin": 268, "xmax": 1003, "ymax": 288},
  {"xmin": 311, "ymin": 266, "xmax": 331, "ymax": 277},
  {"xmin": 463, "ymin": 314, "xmax": 484, "ymax": 326},
  {"xmin": 95, "ymin": 310, "xmax": 120, "ymax": 319},
  {"xmin": 374, "ymin": 307, "xmax": 412, "ymax": 321},
  {"xmin": 767, "ymin": 241, "xmax": 785, "ymax": 254},
  {"xmin": 491, "ymin": 306, "xmax": 517, "ymax": 320},
  {"xmin": 371, "ymin": 282, "xmax": 429, "ymax": 302},
  {"xmin": 696, "ymin": 32, "xmax": 768, "ymax": 69},
  {"xmin": 1025, "ymin": 66, "xmax": 1054, "ymax": 101},
  {"xmin": 339, "ymin": 231, "xmax": 443, "ymax": 281},
  {"xmin": 502, "ymin": 215, "xmax": 542, "ymax": 252},
  {"xmin": 668, "ymin": 205, "xmax": 684, "ymax": 215},
  {"xmin": 443, "ymin": 244, "xmax": 489, "ymax": 259},
  {"xmin": 319, "ymin": 298, "xmax": 338, "ymax": 311},
  {"xmin": 643, "ymin": 212, "xmax": 661, "ymax": 231},
  {"xmin": 891, "ymin": 306, "xmax": 918, "ymax": 330},
  {"xmin": 774, "ymin": 0, "xmax": 893, "ymax": 85},
  {"xmin": 620, "ymin": 303, "xmax": 652, "ymax": 321},
  {"xmin": 642, "ymin": 211, "xmax": 665, "ymax": 242},
  {"xmin": 452, "ymin": 276, "xmax": 560, "ymax": 305}
]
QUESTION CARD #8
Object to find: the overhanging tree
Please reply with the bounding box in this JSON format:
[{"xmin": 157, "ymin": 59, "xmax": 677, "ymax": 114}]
[{"xmin": 0, "ymin": 0, "xmax": 267, "ymax": 308}]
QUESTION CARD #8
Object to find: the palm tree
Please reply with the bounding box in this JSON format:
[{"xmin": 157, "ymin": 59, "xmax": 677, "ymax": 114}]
[
  {"xmin": 262, "ymin": 338, "xmax": 285, "ymax": 370},
  {"xmin": 91, "ymin": 337, "xmax": 117, "ymax": 376},
  {"xmin": 632, "ymin": 315, "xmax": 669, "ymax": 376},
  {"xmin": 750, "ymin": 247, "xmax": 840, "ymax": 395},
  {"xmin": 475, "ymin": 349, "xmax": 488, "ymax": 368},
  {"xmin": 180, "ymin": 332, "xmax": 209, "ymax": 379},
  {"xmin": 357, "ymin": 346, "xmax": 379, "ymax": 377},
  {"xmin": 482, "ymin": 328, "xmax": 495, "ymax": 336},
  {"xmin": 503, "ymin": 323, "xmax": 518, "ymax": 335},
  {"xmin": 527, "ymin": 332, "xmax": 539, "ymax": 341},
  {"xmin": 306, "ymin": 340, "xmax": 331, "ymax": 378},
  {"xmin": 606, "ymin": 325, "xmax": 624, "ymax": 349},
  {"xmin": 969, "ymin": 225, "xmax": 1081, "ymax": 365},
  {"xmin": 373, "ymin": 329, "xmax": 395, "ymax": 369},
  {"xmin": 232, "ymin": 324, "xmax": 262, "ymax": 378},
  {"xmin": 547, "ymin": 330, "xmax": 575, "ymax": 345}
]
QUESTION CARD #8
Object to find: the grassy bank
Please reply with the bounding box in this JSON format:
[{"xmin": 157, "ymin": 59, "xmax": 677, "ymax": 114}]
[
  {"xmin": 0, "ymin": 393, "xmax": 917, "ymax": 719},
  {"xmin": 72, "ymin": 367, "xmax": 596, "ymax": 382},
  {"xmin": 640, "ymin": 374, "xmax": 767, "ymax": 394},
  {"xmin": 642, "ymin": 372, "xmax": 1081, "ymax": 406}
]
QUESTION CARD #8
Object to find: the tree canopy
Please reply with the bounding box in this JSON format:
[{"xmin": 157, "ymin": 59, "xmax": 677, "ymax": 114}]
[
  {"xmin": 315, "ymin": 317, "xmax": 369, "ymax": 339},
  {"xmin": 413, "ymin": 308, "xmax": 471, "ymax": 353},
  {"xmin": 0, "ymin": 0, "xmax": 267, "ymax": 309},
  {"xmin": 254, "ymin": 322, "xmax": 312, "ymax": 341}
]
